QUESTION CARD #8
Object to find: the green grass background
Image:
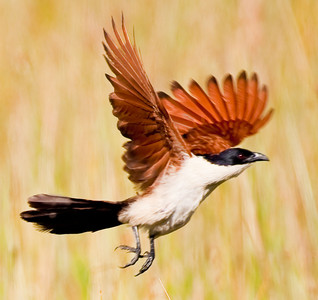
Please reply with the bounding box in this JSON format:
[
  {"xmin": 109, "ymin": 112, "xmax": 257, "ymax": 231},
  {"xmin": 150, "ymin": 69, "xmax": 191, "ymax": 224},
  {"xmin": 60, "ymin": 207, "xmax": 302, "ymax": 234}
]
[{"xmin": 1, "ymin": 0, "xmax": 318, "ymax": 299}]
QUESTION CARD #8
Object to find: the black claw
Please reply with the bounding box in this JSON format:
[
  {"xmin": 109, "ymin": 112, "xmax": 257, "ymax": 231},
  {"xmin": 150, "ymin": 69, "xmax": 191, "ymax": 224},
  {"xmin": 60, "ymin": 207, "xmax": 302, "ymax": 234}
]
[
  {"xmin": 135, "ymin": 254, "xmax": 154, "ymax": 276},
  {"xmin": 116, "ymin": 226, "xmax": 142, "ymax": 268},
  {"xmin": 141, "ymin": 251, "xmax": 149, "ymax": 257},
  {"xmin": 135, "ymin": 236, "xmax": 155, "ymax": 276},
  {"xmin": 115, "ymin": 244, "xmax": 141, "ymax": 268},
  {"xmin": 115, "ymin": 245, "xmax": 138, "ymax": 252}
]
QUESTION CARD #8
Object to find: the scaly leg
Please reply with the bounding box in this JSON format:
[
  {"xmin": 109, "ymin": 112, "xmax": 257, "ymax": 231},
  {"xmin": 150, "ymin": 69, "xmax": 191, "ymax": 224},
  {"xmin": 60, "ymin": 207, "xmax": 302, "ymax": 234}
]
[
  {"xmin": 116, "ymin": 226, "xmax": 142, "ymax": 268},
  {"xmin": 135, "ymin": 235, "xmax": 155, "ymax": 276}
]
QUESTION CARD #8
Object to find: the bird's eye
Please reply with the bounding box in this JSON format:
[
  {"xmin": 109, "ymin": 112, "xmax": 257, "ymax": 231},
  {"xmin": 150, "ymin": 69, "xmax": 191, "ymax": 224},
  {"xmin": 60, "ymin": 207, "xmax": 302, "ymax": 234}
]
[{"xmin": 237, "ymin": 154, "xmax": 246, "ymax": 160}]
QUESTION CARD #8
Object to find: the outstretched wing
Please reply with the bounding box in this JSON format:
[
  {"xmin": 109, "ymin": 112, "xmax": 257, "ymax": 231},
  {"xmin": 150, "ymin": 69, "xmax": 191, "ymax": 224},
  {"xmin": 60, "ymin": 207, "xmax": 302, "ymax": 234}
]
[
  {"xmin": 104, "ymin": 16, "xmax": 190, "ymax": 190},
  {"xmin": 159, "ymin": 71, "xmax": 273, "ymax": 155}
]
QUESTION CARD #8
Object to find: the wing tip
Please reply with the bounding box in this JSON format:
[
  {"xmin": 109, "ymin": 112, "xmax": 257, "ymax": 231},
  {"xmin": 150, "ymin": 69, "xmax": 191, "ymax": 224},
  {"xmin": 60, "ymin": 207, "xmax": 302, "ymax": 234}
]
[
  {"xmin": 158, "ymin": 91, "xmax": 169, "ymax": 99},
  {"xmin": 224, "ymin": 73, "xmax": 233, "ymax": 83},
  {"xmin": 265, "ymin": 107, "xmax": 274, "ymax": 119},
  {"xmin": 238, "ymin": 70, "xmax": 247, "ymax": 81},
  {"xmin": 207, "ymin": 75, "xmax": 218, "ymax": 86},
  {"xmin": 251, "ymin": 72, "xmax": 258, "ymax": 82},
  {"xmin": 189, "ymin": 79, "xmax": 200, "ymax": 91},
  {"xmin": 262, "ymin": 84, "xmax": 268, "ymax": 93},
  {"xmin": 171, "ymin": 80, "xmax": 182, "ymax": 91},
  {"xmin": 111, "ymin": 16, "xmax": 117, "ymax": 32},
  {"xmin": 121, "ymin": 11, "xmax": 125, "ymax": 25},
  {"xmin": 105, "ymin": 73, "xmax": 114, "ymax": 81},
  {"xmin": 252, "ymin": 107, "xmax": 274, "ymax": 133},
  {"xmin": 103, "ymin": 28, "xmax": 108, "ymax": 40}
]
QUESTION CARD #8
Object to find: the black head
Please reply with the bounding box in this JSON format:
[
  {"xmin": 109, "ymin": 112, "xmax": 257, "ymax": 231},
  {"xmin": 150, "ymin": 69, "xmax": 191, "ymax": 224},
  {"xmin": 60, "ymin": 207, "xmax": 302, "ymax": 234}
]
[{"xmin": 202, "ymin": 148, "xmax": 269, "ymax": 166}]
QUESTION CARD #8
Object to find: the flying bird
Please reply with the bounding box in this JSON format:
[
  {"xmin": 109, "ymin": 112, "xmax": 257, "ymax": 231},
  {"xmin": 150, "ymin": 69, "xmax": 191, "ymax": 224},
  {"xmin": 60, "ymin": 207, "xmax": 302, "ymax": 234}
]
[{"xmin": 20, "ymin": 16, "xmax": 273, "ymax": 275}]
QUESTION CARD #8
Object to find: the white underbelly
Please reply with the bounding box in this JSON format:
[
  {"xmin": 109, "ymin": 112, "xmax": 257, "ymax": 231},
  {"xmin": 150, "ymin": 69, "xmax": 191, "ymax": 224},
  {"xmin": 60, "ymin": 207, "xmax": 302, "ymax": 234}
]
[
  {"xmin": 118, "ymin": 155, "xmax": 248, "ymax": 237},
  {"xmin": 119, "ymin": 180, "xmax": 218, "ymax": 237}
]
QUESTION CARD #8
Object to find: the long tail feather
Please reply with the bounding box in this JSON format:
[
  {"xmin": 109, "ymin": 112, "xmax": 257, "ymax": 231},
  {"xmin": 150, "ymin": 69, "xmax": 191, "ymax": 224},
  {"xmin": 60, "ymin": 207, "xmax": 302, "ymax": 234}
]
[{"xmin": 20, "ymin": 194, "xmax": 126, "ymax": 234}]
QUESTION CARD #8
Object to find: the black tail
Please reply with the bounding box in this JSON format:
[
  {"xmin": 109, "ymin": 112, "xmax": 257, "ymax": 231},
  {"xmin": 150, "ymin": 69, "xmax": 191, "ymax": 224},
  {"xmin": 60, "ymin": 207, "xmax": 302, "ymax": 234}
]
[{"xmin": 20, "ymin": 194, "xmax": 127, "ymax": 234}]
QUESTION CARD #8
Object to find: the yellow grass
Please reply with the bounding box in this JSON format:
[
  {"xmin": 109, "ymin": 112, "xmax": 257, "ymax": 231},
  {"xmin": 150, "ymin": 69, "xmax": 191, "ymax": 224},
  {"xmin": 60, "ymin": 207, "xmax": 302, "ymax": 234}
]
[{"xmin": 1, "ymin": 0, "xmax": 318, "ymax": 299}]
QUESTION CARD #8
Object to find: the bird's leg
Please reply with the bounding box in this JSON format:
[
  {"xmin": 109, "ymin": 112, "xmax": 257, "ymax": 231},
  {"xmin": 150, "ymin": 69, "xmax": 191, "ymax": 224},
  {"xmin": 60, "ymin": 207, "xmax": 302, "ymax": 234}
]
[
  {"xmin": 116, "ymin": 226, "xmax": 142, "ymax": 268},
  {"xmin": 135, "ymin": 235, "xmax": 155, "ymax": 276}
]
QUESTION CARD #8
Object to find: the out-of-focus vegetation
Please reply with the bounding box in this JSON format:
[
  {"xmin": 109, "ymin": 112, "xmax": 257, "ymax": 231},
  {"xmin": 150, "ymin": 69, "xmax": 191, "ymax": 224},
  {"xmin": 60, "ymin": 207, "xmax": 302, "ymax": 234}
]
[{"xmin": 1, "ymin": 0, "xmax": 318, "ymax": 299}]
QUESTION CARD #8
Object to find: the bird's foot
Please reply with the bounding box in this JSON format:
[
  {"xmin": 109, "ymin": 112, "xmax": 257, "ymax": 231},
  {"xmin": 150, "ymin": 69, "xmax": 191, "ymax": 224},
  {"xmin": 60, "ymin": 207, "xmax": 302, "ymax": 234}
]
[
  {"xmin": 135, "ymin": 249, "xmax": 155, "ymax": 276},
  {"xmin": 116, "ymin": 227, "xmax": 155, "ymax": 275},
  {"xmin": 115, "ymin": 244, "xmax": 142, "ymax": 268}
]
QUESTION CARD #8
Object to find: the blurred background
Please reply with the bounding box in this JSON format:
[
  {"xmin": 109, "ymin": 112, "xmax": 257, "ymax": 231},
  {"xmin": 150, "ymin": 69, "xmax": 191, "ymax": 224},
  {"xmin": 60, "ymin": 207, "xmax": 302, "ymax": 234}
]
[{"xmin": 1, "ymin": 0, "xmax": 318, "ymax": 299}]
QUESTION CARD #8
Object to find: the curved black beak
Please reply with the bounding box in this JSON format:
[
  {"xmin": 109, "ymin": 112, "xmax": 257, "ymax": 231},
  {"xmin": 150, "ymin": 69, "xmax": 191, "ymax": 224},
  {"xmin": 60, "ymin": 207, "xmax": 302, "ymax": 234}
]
[{"xmin": 247, "ymin": 152, "xmax": 269, "ymax": 163}]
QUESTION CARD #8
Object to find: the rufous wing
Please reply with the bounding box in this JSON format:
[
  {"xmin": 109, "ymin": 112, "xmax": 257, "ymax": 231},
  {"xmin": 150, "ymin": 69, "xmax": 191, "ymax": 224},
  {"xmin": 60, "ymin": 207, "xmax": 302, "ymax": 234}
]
[
  {"xmin": 104, "ymin": 16, "xmax": 189, "ymax": 190},
  {"xmin": 160, "ymin": 71, "xmax": 273, "ymax": 155}
]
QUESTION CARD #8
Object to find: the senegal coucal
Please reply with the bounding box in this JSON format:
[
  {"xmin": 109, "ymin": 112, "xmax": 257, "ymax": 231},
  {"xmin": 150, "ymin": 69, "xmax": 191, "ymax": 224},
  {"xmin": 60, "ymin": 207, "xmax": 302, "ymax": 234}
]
[{"xmin": 21, "ymin": 15, "xmax": 273, "ymax": 275}]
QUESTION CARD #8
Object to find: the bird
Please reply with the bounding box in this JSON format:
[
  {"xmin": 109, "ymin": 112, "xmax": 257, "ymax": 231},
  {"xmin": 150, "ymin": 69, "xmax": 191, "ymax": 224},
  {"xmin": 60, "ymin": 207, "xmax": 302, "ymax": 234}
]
[{"xmin": 20, "ymin": 15, "xmax": 273, "ymax": 276}]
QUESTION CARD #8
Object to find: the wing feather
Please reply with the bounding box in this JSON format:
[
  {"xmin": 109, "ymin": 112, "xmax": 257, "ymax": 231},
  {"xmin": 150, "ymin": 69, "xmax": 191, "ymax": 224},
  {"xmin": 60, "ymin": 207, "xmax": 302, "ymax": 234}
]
[
  {"xmin": 104, "ymin": 16, "xmax": 189, "ymax": 191},
  {"xmin": 223, "ymin": 75, "xmax": 236, "ymax": 121},
  {"xmin": 252, "ymin": 109, "xmax": 274, "ymax": 133},
  {"xmin": 250, "ymin": 85, "xmax": 267, "ymax": 124},
  {"xmin": 188, "ymin": 80, "xmax": 223, "ymax": 122},
  {"xmin": 207, "ymin": 76, "xmax": 230, "ymax": 121},
  {"xmin": 244, "ymin": 73, "xmax": 258, "ymax": 122},
  {"xmin": 161, "ymin": 71, "xmax": 273, "ymax": 154},
  {"xmin": 106, "ymin": 16, "xmax": 272, "ymax": 180},
  {"xmin": 236, "ymin": 71, "xmax": 247, "ymax": 120}
]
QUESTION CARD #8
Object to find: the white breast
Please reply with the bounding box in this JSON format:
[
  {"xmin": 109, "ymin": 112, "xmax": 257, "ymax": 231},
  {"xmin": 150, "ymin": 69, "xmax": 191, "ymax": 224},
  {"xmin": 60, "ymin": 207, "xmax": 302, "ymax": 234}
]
[{"xmin": 119, "ymin": 155, "xmax": 251, "ymax": 237}]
